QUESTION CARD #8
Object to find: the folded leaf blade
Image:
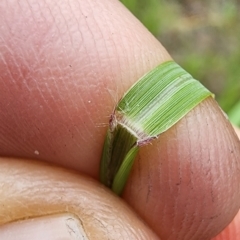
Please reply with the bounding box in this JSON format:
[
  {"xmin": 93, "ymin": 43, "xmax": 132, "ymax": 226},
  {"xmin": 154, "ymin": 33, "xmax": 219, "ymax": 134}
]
[
  {"xmin": 100, "ymin": 60, "xmax": 213, "ymax": 195},
  {"xmin": 117, "ymin": 61, "xmax": 213, "ymax": 137}
]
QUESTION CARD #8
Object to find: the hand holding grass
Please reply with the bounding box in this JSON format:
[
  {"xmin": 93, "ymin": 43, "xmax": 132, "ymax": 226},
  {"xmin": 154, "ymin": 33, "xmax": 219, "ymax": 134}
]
[{"xmin": 0, "ymin": 0, "xmax": 239, "ymax": 239}]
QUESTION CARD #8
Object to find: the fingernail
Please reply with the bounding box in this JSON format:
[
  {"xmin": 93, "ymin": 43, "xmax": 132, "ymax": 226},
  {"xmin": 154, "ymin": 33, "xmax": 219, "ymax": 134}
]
[{"xmin": 0, "ymin": 213, "xmax": 89, "ymax": 240}]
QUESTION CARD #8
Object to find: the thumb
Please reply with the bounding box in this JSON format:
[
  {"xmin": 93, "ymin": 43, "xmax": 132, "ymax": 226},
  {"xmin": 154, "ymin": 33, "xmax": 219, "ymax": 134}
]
[{"xmin": 0, "ymin": 157, "xmax": 159, "ymax": 239}]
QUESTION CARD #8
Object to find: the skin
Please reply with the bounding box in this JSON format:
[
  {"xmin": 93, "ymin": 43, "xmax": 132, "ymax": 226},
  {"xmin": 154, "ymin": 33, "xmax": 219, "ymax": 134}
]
[{"xmin": 0, "ymin": 0, "xmax": 240, "ymax": 239}]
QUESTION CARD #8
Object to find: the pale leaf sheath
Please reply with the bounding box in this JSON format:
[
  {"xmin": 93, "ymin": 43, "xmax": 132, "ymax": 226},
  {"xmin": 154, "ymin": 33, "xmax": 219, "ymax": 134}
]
[{"xmin": 100, "ymin": 60, "xmax": 213, "ymax": 195}]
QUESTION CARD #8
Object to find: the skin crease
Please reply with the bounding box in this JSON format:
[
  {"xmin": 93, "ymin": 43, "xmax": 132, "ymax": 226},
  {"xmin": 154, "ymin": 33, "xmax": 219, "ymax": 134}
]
[{"xmin": 0, "ymin": 0, "xmax": 240, "ymax": 239}]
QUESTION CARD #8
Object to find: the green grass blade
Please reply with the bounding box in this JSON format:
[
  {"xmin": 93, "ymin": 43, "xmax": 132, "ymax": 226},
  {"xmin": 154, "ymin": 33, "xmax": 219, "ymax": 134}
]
[
  {"xmin": 117, "ymin": 61, "xmax": 213, "ymax": 138},
  {"xmin": 100, "ymin": 123, "xmax": 137, "ymax": 188},
  {"xmin": 100, "ymin": 60, "xmax": 213, "ymax": 195},
  {"xmin": 112, "ymin": 145, "xmax": 139, "ymax": 195}
]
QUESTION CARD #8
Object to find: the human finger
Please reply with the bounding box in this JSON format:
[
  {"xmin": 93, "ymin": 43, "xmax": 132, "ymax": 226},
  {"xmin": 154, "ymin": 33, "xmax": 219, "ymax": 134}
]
[
  {"xmin": 0, "ymin": 0, "xmax": 170, "ymax": 178},
  {"xmin": 1, "ymin": 1, "xmax": 239, "ymax": 239},
  {"xmin": 0, "ymin": 157, "xmax": 159, "ymax": 240},
  {"xmin": 123, "ymin": 98, "xmax": 240, "ymax": 239}
]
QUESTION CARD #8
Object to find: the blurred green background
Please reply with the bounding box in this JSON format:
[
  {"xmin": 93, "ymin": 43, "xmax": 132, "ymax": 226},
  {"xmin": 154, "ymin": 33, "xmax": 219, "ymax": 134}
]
[{"xmin": 120, "ymin": 0, "xmax": 240, "ymax": 127}]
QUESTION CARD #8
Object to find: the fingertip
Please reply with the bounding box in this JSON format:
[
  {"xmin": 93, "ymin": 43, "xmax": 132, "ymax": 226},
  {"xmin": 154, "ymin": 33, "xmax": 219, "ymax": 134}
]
[
  {"xmin": 0, "ymin": 0, "xmax": 170, "ymax": 177},
  {"xmin": 123, "ymin": 98, "xmax": 240, "ymax": 239}
]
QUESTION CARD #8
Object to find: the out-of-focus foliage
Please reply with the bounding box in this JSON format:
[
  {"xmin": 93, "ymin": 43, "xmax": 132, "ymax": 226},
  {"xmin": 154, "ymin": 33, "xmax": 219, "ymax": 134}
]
[{"xmin": 120, "ymin": 0, "xmax": 240, "ymax": 125}]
